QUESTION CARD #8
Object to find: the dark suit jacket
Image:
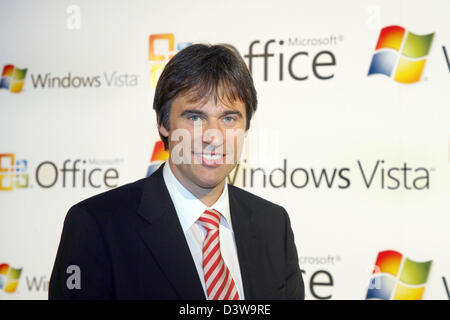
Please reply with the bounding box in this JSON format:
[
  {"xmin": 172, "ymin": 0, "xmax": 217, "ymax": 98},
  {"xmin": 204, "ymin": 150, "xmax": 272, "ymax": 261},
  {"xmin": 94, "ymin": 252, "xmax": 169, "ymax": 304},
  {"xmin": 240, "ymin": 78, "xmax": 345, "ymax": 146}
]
[{"xmin": 49, "ymin": 163, "xmax": 304, "ymax": 299}]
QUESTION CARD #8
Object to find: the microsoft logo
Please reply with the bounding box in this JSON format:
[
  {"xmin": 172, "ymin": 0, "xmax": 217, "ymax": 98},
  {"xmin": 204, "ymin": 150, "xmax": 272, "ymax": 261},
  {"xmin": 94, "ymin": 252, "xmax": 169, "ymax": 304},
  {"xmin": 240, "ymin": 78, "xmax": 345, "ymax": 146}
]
[
  {"xmin": 0, "ymin": 154, "xmax": 29, "ymax": 191},
  {"xmin": 148, "ymin": 34, "xmax": 191, "ymax": 88},
  {"xmin": 368, "ymin": 25, "xmax": 434, "ymax": 83},
  {"xmin": 0, "ymin": 263, "xmax": 22, "ymax": 293},
  {"xmin": 366, "ymin": 250, "xmax": 432, "ymax": 300},
  {"xmin": 0, "ymin": 64, "xmax": 27, "ymax": 93},
  {"xmin": 146, "ymin": 141, "xmax": 169, "ymax": 177}
]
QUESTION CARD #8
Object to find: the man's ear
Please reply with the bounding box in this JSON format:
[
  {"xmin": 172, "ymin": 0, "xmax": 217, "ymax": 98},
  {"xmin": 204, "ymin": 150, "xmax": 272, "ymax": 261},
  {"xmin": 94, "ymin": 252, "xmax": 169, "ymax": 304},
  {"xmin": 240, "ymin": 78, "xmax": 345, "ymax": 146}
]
[{"xmin": 159, "ymin": 122, "xmax": 169, "ymax": 138}]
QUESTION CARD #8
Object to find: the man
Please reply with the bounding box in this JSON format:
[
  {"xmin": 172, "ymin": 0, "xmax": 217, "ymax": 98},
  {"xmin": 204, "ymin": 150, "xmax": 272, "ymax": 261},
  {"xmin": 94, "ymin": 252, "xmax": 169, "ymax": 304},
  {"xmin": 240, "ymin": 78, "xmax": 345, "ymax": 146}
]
[{"xmin": 49, "ymin": 44, "xmax": 304, "ymax": 300}]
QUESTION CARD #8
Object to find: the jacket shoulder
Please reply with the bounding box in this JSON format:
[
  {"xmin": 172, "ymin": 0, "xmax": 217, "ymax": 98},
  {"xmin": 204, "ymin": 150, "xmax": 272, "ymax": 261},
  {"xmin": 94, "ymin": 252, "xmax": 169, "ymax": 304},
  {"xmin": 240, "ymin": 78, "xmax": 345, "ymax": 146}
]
[
  {"xmin": 228, "ymin": 184, "xmax": 287, "ymax": 218},
  {"xmin": 70, "ymin": 177, "xmax": 148, "ymax": 220}
]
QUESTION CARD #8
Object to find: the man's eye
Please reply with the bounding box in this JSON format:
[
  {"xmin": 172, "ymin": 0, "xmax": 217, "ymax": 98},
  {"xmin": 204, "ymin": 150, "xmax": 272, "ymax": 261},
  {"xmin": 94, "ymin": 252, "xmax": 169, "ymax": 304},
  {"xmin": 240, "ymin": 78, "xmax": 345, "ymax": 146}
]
[
  {"xmin": 223, "ymin": 116, "xmax": 235, "ymax": 123},
  {"xmin": 189, "ymin": 115, "xmax": 201, "ymax": 122}
]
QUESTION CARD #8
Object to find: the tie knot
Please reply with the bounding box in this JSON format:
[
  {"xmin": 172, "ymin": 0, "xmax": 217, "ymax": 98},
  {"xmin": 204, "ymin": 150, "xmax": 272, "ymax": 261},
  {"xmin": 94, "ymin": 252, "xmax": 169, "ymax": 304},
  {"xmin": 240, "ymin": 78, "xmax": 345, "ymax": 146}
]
[{"xmin": 198, "ymin": 209, "xmax": 221, "ymax": 231}]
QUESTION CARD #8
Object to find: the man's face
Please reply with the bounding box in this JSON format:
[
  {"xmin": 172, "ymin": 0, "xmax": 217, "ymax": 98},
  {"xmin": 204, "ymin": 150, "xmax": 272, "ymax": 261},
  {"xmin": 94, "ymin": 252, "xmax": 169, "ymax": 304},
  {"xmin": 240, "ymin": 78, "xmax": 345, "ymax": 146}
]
[{"xmin": 159, "ymin": 92, "xmax": 247, "ymax": 190}]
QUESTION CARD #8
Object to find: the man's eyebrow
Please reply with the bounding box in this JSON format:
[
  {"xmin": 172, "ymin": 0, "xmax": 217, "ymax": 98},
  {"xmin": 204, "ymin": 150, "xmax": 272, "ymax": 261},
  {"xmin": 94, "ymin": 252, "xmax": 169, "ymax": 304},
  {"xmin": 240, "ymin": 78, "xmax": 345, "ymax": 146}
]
[
  {"xmin": 180, "ymin": 109, "xmax": 243, "ymax": 118},
  {"xmin": 180, "ymin": 109, "xmax": 207, "ymax": 117},
  {"xmin": 221, "ymin": 110, "xmax": 243, "ymax": 118}
]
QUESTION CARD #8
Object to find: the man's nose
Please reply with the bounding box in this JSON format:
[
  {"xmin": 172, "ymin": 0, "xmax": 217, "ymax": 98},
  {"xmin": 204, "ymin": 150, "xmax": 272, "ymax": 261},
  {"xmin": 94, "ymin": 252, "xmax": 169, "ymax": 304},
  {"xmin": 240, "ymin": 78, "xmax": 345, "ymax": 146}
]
[{"xmin": 202, "ymin": 119, "xmax": 224, "ymax": 147}]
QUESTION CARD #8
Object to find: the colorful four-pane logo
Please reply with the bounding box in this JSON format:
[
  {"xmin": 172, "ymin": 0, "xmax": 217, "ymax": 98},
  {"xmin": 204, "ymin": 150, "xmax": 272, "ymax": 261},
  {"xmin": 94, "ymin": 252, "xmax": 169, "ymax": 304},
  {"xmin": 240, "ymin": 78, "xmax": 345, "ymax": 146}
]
[
  {"xmin": 366, "ymin": 250, "xmax": 432, "ymax": 300},
  {"xmin": 0, "ymin": 153, "xmax": 29, "ymax": 191},
  {"xmin": 146, "ymin": 141, "xmax": 169, "ymax": 177},
  {"xmin": 368, "ymin": 25, "xmax": 434, "ymax": 83},
  {"xmin": 0, "ymin": 64, "xmax": 27, "ymax": 93},
  {"xmin": 148, "ymin": 34, "xmax": 192, "ymax": 88},
  {"xmin": 0, "ymin": 263, "xmax": 22, "ymax": 293}
]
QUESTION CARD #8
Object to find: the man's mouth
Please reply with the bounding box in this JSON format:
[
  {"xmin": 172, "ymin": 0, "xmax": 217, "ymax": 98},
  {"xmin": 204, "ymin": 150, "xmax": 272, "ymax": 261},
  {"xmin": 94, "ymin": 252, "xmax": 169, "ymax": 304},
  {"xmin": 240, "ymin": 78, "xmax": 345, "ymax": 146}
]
[
  {"xmin": 193, "ymin": 152, "xmax": 226, "ymax": 167},
  {"xmin": 200, "ymin": 153, "xmax": 222, "ymax": 160}
]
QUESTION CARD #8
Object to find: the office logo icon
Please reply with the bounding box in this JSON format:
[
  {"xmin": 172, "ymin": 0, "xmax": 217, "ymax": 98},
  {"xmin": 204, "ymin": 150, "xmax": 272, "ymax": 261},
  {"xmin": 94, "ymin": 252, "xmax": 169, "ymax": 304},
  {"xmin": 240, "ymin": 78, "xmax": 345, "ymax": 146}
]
[
  {"xmin": 0, "ymin": 153, "xmax": 29, "ymax": 191},
  {"xmin": 146, "ymin": 141, "xmax": 169, "ymax": 177},
  {"xmin": 366, "ymin": 250, "xmax": 432, "ymax": 300},
  {"xmin": 368, "ymin": 26, "xmax": 434, "ymax": 83},
  {"xmin": 148, "ymin": 34, "xmax": 191, "ymax": 88},
  {"xmin": 0, "ymin": 65, "xmax": 27, "ymax": 93},
  {"xmin": 0, "ymin": 263, "xmax": 22, "ymax": 293}
]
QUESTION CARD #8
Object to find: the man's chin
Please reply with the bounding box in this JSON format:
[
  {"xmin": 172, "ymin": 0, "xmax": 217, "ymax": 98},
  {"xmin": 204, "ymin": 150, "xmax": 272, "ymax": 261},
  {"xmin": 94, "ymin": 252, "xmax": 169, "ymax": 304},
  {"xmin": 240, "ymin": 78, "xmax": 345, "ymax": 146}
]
[
  {"xmin": 172, "ymin": 162, "xmax": 233, "ymax": 190},
  {"xmin": 189, "ymin": 170, "xmax": 228, "ymax": 189},
  {"xmin": 193, "ymin": 176, "xmax": 225, "ymax": 189}
]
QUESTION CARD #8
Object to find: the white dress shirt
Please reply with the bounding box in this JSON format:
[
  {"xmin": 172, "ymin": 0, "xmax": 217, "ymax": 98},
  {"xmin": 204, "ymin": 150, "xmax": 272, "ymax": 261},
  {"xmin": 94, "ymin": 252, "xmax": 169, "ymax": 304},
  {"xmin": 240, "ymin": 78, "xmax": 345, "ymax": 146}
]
[{"xmin": 162, "ymin": 161, "xmax": 245, "ymax": 300}]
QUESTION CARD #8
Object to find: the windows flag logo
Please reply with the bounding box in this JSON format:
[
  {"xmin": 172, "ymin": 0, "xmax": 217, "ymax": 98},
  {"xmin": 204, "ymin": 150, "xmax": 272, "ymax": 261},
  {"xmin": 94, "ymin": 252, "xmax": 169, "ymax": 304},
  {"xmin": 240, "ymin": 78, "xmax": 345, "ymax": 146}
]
[
  {"xmin": 368, "ymin": 26, "xmax": 434, "ymax": 83},
  {"xmin": 0, "ymin": 263, "xmax": 22, "ymax": 293},
  {"xmin": 146, "ymin": 140, "xmax": 169, "ymax": 177},
  {"xmin": 0, "ymin": 64, "xmax": 27, "ymax": 93},
  {"xmin": 366, "ymin": 250, "xmax": 432, "ymax": 300}
]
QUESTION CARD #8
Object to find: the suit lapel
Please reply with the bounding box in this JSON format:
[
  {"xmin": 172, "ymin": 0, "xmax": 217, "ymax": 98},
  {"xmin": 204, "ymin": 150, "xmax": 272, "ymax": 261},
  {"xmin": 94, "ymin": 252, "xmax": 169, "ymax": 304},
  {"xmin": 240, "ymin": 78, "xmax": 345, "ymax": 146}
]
[
  {"xmin": 136, "ymin": 164, "xmax": 205, "ymax": 300},
  {"xmin": 228, "ymin": 185, "xmax": 259, "ymax": 300}
]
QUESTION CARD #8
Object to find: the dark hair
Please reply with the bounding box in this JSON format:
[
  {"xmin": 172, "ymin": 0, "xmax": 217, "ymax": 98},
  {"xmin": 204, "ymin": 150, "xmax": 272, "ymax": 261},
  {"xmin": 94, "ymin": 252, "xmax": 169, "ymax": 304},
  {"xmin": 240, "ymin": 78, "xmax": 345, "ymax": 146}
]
[{"xmin": 153, "ymin": 43, "xmax": 257, "ymax": 150}]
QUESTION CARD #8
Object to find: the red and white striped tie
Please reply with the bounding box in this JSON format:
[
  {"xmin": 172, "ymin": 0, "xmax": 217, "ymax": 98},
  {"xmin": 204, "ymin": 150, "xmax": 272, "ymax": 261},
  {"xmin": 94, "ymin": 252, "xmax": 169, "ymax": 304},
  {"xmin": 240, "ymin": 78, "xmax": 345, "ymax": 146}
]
[{"xmin": 198, "ymin": 208, "xmax": 239, "ymax": 300}]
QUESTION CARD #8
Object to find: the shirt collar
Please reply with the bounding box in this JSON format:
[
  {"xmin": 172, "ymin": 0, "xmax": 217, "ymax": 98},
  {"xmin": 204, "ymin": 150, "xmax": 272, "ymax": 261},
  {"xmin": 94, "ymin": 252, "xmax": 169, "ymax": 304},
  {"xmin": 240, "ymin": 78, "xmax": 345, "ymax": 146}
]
[{"xmin": 162, "ymin": 161, "xmax": 232, "ymax": 233}]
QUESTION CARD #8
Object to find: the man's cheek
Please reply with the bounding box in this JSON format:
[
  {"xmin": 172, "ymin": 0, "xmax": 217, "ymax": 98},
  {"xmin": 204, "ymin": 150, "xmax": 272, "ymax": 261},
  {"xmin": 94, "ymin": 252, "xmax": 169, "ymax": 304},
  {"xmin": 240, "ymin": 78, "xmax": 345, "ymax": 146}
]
[
  {"xmin": 169, "ymin": 128, "xmax": 193, "ymax": 165},
  {"xmin": 225, "ymin": 128, "xmax": 246, "ymax": 164}
]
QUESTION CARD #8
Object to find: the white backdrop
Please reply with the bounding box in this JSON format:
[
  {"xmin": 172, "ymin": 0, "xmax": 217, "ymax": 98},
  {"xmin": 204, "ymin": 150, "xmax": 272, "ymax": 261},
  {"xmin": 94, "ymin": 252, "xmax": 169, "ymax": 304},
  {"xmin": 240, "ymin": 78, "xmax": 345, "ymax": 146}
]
[{"xmin": 1, "ymin": 0, "xmax": 449, "ymax": 300}]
